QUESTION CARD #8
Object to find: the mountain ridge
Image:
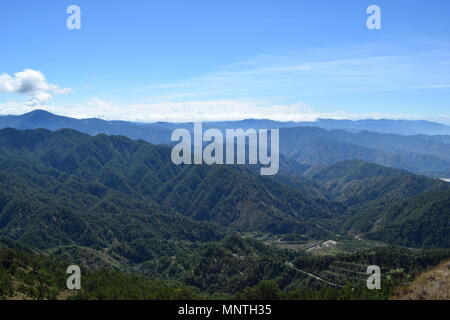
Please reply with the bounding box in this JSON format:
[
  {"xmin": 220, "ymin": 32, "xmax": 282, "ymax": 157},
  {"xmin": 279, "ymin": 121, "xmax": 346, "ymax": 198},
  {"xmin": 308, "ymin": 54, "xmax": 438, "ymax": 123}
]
[
  {"xmin": 0, "ymin": 127, "xmax": 448, "ymax": 249},
  {"xmin": 3, "ymin": 110, "xmax": 450, "ymax": 178},
  {"xmin": 2, "ymin": 109, "xmax": 450, "ymax": 139}
]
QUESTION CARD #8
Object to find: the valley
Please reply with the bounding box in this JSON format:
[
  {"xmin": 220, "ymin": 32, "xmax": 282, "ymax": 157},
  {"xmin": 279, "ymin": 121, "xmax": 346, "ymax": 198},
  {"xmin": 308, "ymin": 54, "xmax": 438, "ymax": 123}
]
[
  {"xmin": 2, "ymin": 0, "xmax": 450, "ymax": 305},
  {"xmin": 0, "ymin": 125, "xmax": 448, "ymax": 299}
]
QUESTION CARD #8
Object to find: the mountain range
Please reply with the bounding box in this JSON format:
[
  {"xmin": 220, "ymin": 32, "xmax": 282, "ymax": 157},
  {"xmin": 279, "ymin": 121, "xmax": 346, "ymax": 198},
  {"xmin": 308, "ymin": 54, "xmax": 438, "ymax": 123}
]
[
  {"xmin": 1, "ymin": 110, "xmax": 450, "ymax": 178},
  {"xmin": 0, "ymin": 128, "xmax": 447, "ymax": 251},
  {"xmin": 0, "ymin": 112, "xmax": 449, "ymax": 299},
  {"xmin": 3, "ymin": 110, "xmax": 450, "ymax": 137}
]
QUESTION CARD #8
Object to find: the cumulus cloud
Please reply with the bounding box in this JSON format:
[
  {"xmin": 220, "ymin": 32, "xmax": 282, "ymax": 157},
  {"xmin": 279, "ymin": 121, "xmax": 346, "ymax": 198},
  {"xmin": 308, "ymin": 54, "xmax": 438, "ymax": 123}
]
[{"xmin": 0, "ymin": 69, "xmax": 71, "ymax": 106}]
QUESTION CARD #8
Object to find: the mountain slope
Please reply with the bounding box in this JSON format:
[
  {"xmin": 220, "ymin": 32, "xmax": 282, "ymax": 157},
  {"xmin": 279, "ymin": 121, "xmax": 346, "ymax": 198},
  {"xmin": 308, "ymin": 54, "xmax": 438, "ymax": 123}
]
[
  {"xmin": 392, "ymin": 259, "xmax": 450, "ymax": 300},
  {"xmin": 0, "ymin": 127, "xmax": 448, "ymax": 252},
  {"xmin": 365, "ymin": 190, "xmax": 450, "ymax": 248},
  {"xmin": 0, "ymin": 238, "xmax": 204, "ymax": 300},
  {"xmin": 3, "ymin": 111, "xmax": 450, "ymax": 177},
  {"xmin": 0, "ymin": 128, "xmax": 225, "ymax": 264},
  {"xmin": 297, "ymin": 119, "xmax": 450, "ymax": 135},
  {"xmin": 0, "ymin": 128, "xmax": 340, "ymax": 246},
  {"xmin": 304, "ymin": 160, "xmax": 449, "ymax": 207},
  {"xmin": 0, "ymin": 110, "xmax": 173, "ymax": 145},
  {"xmin": 155, "ymin": 165, "xmax": 342, "ymax": 235},
  {"xmin": 303, "ymin": 160, "xmax": 449, "ymax": 248},
  {"xmin": 280, "ymin": 127, "xmax": 450, "ymax": 177},
  {"xmin": 2, "ymin": 110, "xmax": 450, "ymax": 137}
]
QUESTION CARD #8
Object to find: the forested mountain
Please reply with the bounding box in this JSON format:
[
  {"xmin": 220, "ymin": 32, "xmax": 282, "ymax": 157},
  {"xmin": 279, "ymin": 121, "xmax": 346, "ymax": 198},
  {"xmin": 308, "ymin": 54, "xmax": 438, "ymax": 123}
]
[
  {"xmin": 3, "ymin": 236, "xmax": 449, "ymax": 300},
  {"xmin": 140, "ymin": 236, "xmax": 450, "ymax": 297},
  {"xmin": 304, "ymin": 160, "xmax": 449, "ymax": 207},
  {"xmin": 0, "ymin": 128, "xmax": 226, "ymax": 266},
  {"xmin": 303, "ymin": 160, "xmax": 450, "ymax": 248},
  {"xmin": 0, "ymin": 127, "xmax": 448, "ymax": 252},
  {"xmin": 365, "ymin": 190, "xmax": 450, "ymax": 248},
  {"xmin": 0, "ymin": 128, "xmax": 344, "ymax": 256},
  {"xmin": 154, "ymin": 165, "xmax": 341, "ymax": 235},
  {"xmin": 280, "ymin": 127, "xmax": 450, "ymax": 177},
  {"xmin": 0, "ymin": 238, "xmax": 204, "ymax": 300},
  {"xmin": 0, "ymin": 127, "xmax": 449, "ymax": 301},
  {"xmin": 3, "ymin": 110, "xmax": 450, "ymax": 178}
]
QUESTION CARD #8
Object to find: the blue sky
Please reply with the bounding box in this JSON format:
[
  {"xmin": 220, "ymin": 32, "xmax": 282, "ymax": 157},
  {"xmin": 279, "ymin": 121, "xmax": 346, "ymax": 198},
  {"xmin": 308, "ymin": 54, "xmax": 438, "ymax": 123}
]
[{"xmin": 0, "ymin": 0, "xmax": 450, "ymax": 123}]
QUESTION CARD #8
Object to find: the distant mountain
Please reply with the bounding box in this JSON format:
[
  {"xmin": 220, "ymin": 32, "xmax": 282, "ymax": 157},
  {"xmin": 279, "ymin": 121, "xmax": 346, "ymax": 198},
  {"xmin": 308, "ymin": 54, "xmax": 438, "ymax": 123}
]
[
  {"xmin": 280, "ymin": 126, "xmax": 450, "ymax": 177},
  {"xmin": 2, "ymin": 110, "xmax": 450, "ymax": 178},
  {"xmin": 2, "ymin": 110, "xmax": 450, "ymax": 143},
  {"xmin": 304, "ymin": 159, "xmax": 449, "ymax": 207},
  {"xmin": 154, "ymin": 118, "xmax": 450, "ymax": 135},
  {"xmin": 296, "ymin": 119, "xmax": 450, "ymax": 135},
  {"xmin": 0, "ymin": 110, "xmax": 173, "ymax": 144}
]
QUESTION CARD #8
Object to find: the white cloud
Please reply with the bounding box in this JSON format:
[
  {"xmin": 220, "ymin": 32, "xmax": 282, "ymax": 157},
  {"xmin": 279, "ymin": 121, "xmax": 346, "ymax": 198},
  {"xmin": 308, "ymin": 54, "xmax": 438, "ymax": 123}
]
[
  {"xmin": 0, "ymin": 98, "xmax": 415, "ymax": 123},
  {"xmin": 71, "ymin": 99, "xmax": 322, "ymax": 122},
  {"xmin": 0, "ymin": 69, "xmax": 71, "ymax": 106}
]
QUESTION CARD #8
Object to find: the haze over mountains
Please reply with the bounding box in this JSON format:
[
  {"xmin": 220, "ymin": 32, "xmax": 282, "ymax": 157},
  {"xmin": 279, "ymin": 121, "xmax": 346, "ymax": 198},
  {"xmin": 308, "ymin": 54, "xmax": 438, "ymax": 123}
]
[
  {"xmin": 0, "ymin": 111, "xmax": 449, "ymax": 248},
  {"xmin": 2, "ymin": 110, "xmax": 450, "ymax": 178},
  {"xmin": 2, "ymin": 110, "xmax": 450, "ymax": 138},
  {"xmin": 0, "ymin": 128, "xmax": 448, "ymax": 250}
]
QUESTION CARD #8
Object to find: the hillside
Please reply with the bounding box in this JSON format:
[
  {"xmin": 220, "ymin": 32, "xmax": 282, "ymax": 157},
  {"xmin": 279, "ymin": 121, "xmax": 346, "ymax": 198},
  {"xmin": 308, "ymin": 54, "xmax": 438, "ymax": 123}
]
[
  {"xmin": 304, "ymin": 160, "xmax": 449, "ymax": 207},
  {"xmin": 392, "ymin": 259, "xmax": 450, "ymax": 300},
  {"xmin": 0, "ymin": 128, "xmax": 448, "ymax": 251},
  {"xmin": 365, "ymin": 190, "xmax": 450, "ymax": 248},
  {"xmin": 280, "ymin": 127, "xmax": 450, "ymax": 177},
  {"xmin": 2, "ymin": 111, "xmax": 450, "ymax": 178},
  {"xmin": 0, "ymin": 239, "xmax": 203, "ymax": 300},
  {"xmin": 0, "ymin": 127, "xmax": 449, "ymax": 300},
  {"xmin": 295, "ymin": 119, "xmax": 450, "ymax": 135},
  {"xmin": 0, "ymin": 110, "xmax": 173, "ymax": 145},
  {"xmin": 2, "ymin": 110, "xmax": 450, "ymax": 139},
  {"xmin": 2, "ymin": 236, "xmax": 450, "ymax": 300},
  {"xmin": 141, "ymin": 238, "xmax": 450, "ymax": 298},
  {"xmin": 155, "ymin": 164, "xmax": 341, "ymax": 235},
  {"xmin": 303, "ymin": 160, "xmax": 450, "ymax": 248},
  {"xmin": 0, "ymin": 128, "xmax": 341, "ymax": 254}
]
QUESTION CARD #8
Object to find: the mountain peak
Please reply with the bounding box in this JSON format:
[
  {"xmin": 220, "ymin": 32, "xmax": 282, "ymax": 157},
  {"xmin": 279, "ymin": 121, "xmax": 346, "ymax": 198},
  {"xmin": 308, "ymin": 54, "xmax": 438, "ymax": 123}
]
[{"xmin": 23, "ymin": 109, "xmax": 56, "ymax": 118}]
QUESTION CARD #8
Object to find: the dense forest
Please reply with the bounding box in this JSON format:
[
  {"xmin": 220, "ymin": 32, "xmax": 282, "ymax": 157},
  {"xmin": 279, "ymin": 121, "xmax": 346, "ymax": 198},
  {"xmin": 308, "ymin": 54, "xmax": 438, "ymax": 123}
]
[
  {"xmin": 0, "ymin": 128, "xmax": 448, "ymax": 300},
  {"xmin": 2, "ymin": 237, "xmax": 449, "ymax": 300}
]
